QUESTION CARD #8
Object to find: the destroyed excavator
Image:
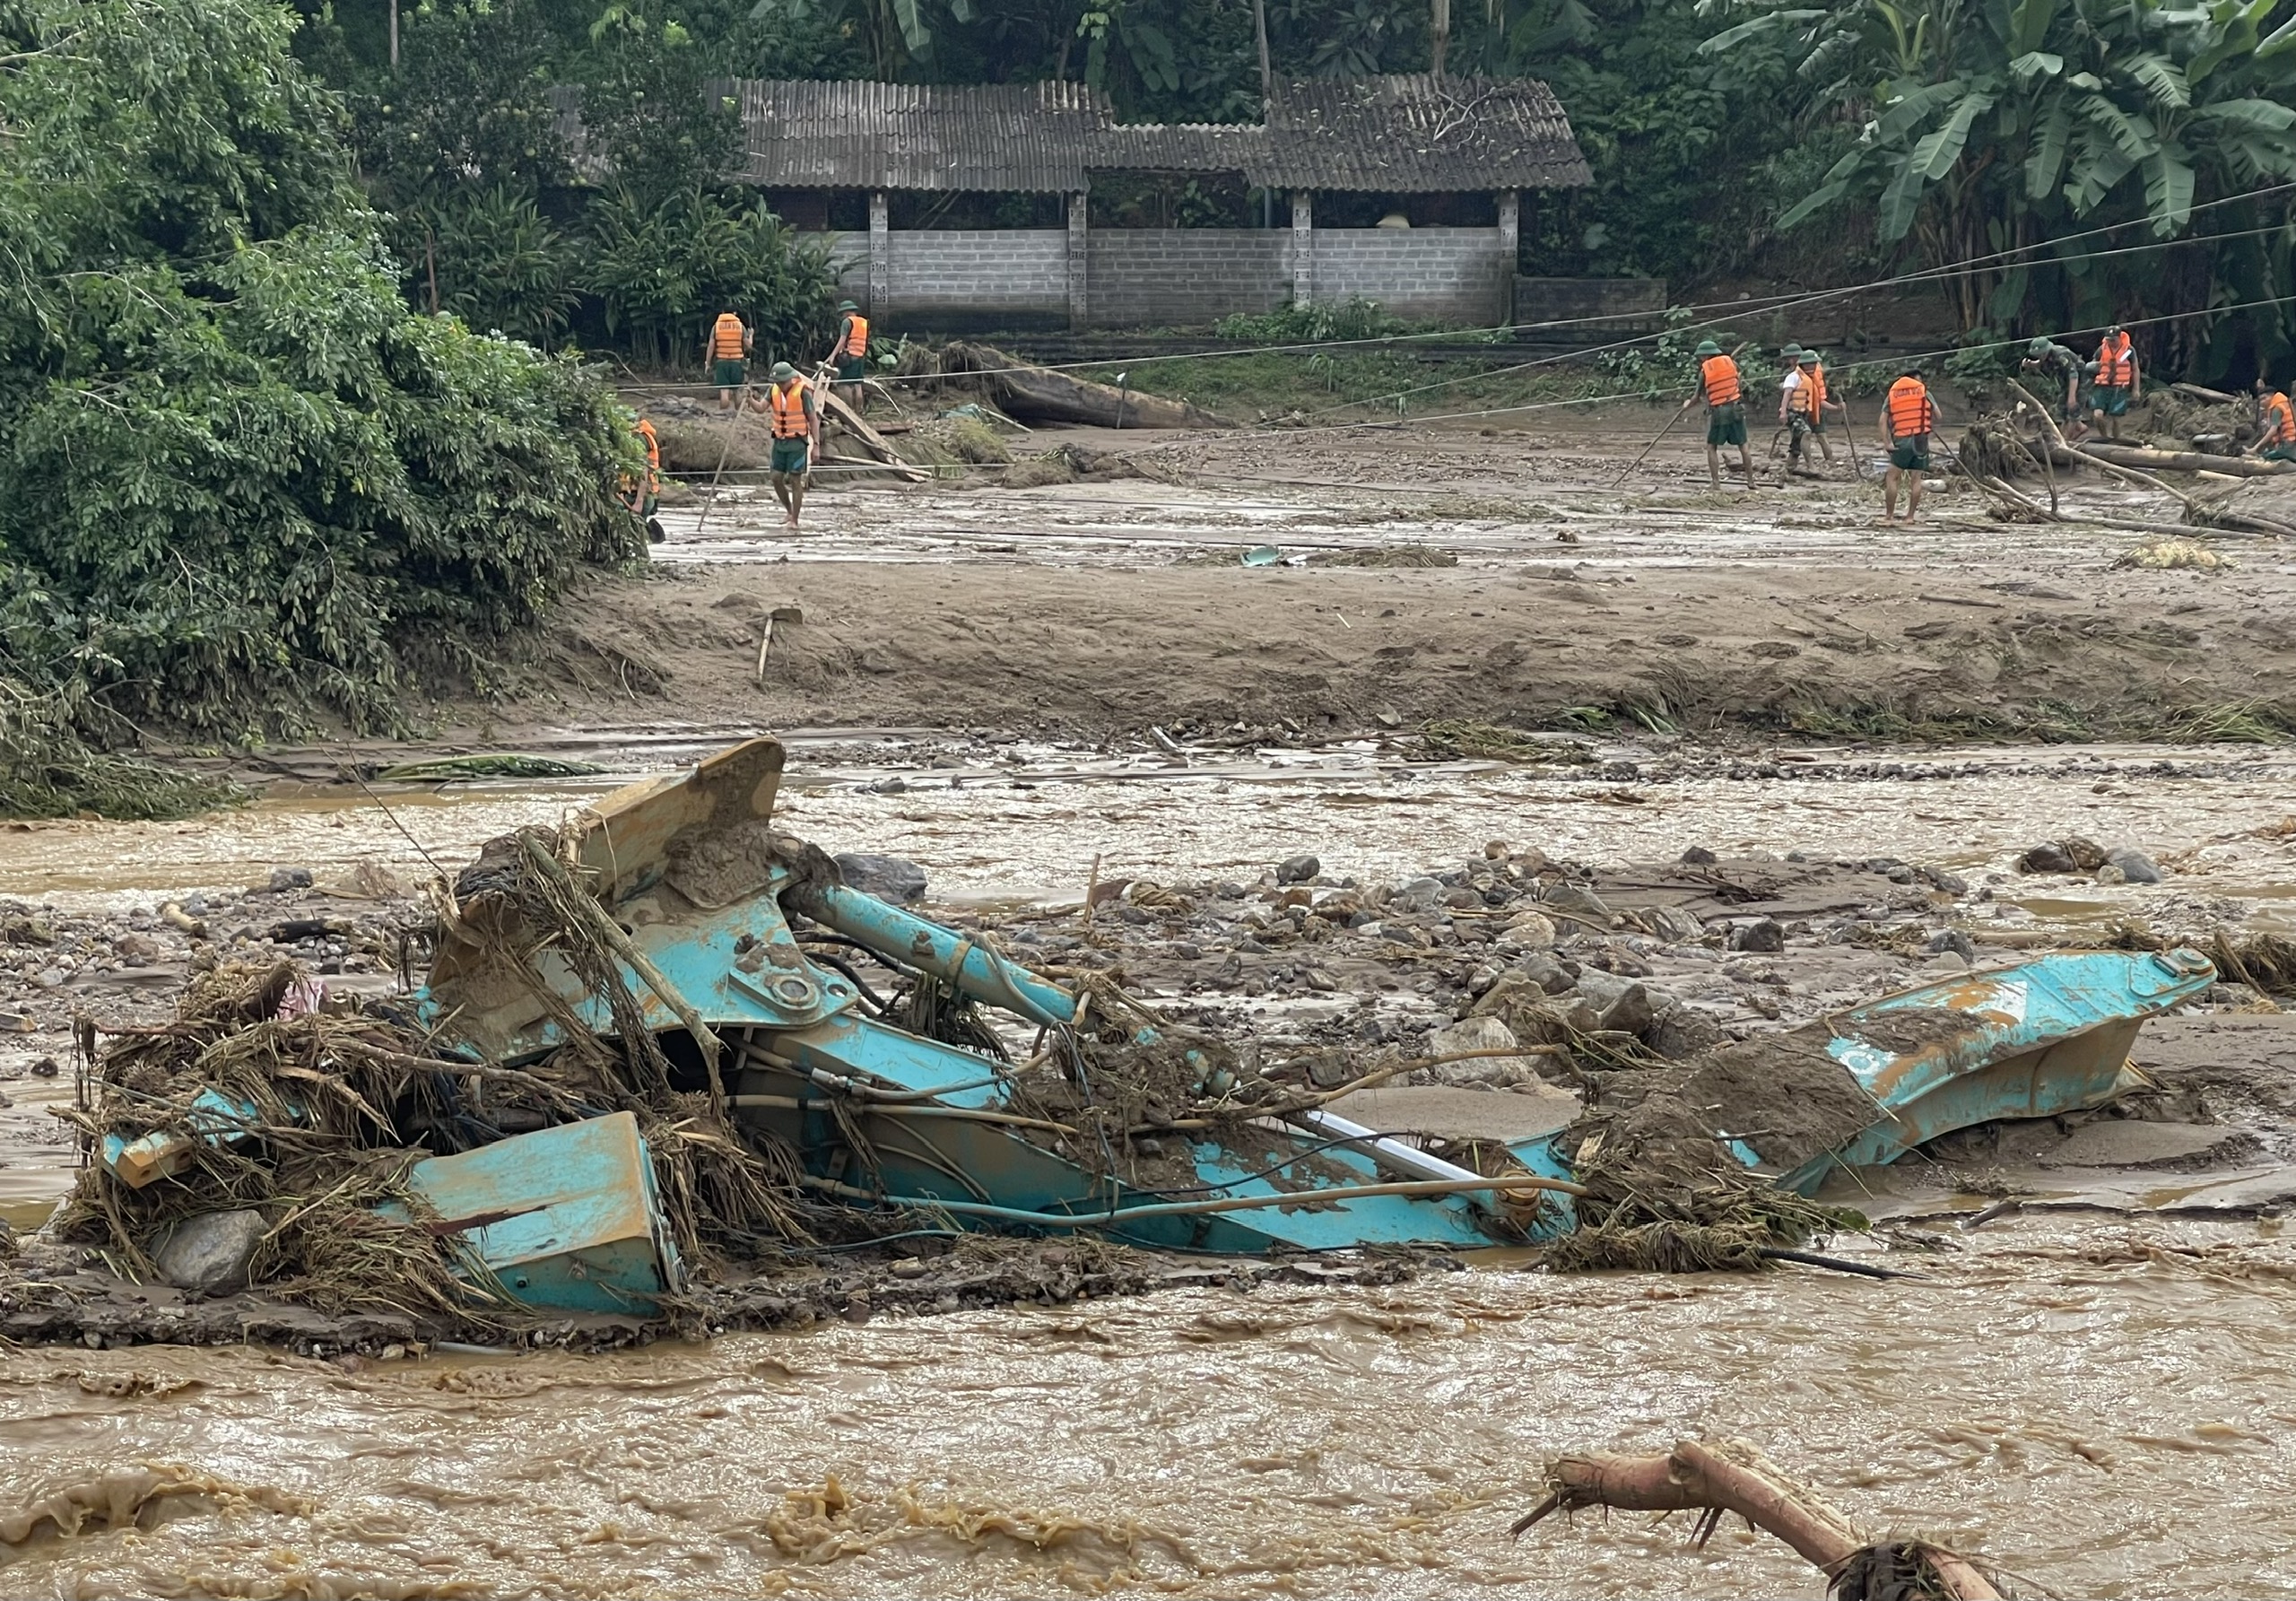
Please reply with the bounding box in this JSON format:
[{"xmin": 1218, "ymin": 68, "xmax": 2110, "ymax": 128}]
[{"xmin": 396, "ymin": 737, "xmax": 2215, "ymax": 1304}]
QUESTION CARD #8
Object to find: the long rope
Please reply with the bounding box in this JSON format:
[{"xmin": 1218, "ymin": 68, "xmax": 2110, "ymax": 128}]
[{"xmin": 605, "ymin": 180, "xmax": 2296, "ymax": 395}]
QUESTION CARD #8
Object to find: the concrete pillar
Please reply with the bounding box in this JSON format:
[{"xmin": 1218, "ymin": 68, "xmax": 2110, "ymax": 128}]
[
  {"xmin": 868, "ymin": 189, "xmax": 890, "ymax": 317},
  {"xmin": 1066, "ymin": 191, "xmax": 1089, "ymax": 330},
  {"xmin": 1496, "ymin": 189, "xmax": 1520, "ymax": 327},
  {"xmin": 1291, "ymin": 190, "xmax": 1313, "ymax": 308}
]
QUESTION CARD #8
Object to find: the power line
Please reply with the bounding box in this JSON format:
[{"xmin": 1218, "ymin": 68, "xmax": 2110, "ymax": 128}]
[{"xmin": 607, "ymin": 178, "xmax": 2296, "ymax": 396}]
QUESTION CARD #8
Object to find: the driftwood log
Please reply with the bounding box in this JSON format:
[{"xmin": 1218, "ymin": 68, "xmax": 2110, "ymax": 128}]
[
  {"xmin": 1513, "ymin": 1438, "xmax": 2004, "ymax": 1600},
  {"xmin": 2079, "ymin": 441, "xmax": 2289, "ymax": 477},
  {"xmin": 937, "ymin": 342, "xmax": 1231, "ymax": 429}
]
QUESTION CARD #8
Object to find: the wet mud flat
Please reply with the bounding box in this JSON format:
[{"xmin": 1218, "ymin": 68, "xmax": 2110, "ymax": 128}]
[{"xmin": 509, "ymin": 412, "xmax": 2296, "ymax": 750}]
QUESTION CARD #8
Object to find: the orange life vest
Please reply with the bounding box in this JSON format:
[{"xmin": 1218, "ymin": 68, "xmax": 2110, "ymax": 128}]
[
  {"xmin": 1886, "ymin": 376, "xmax": 1934, "ymax": 439},
  {"xmin": 636, "ymin": 417, "xmax": 660, "ymax": 492},
  {"xmin": 768, "ymin": 377, "xmax": 813, "ymax": 439},
  {"xmin": 712, "ymin": 312, "xmax": 746, "ymax": 361},
  {"xmin": 2266, "ymin": 391, "xmax": 2296, "ymax": 447},
  {"xmin": 2095, "ymin": 332, "xmax": 2134, "ymax": 387},
  {"xmin": 1700, "ymin": 354, "xmax": 1741, "ymax": 406},
  {"xmin": 840, "ymin": 313, "xmax": 870, "ymax": 359},
  {"xmin": 1787, "ymin": 367, "xmax": 1823, "ymax": 415}
]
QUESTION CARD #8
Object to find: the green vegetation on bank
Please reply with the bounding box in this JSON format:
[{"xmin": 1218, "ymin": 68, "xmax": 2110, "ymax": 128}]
[{"xmin": 0, "ymin": 0, "xmax": 644, "ymax": 817}]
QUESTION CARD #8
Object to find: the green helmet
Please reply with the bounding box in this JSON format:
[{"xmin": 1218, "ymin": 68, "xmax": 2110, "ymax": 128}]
[
  {"xmin": 1797, "ymin": 349, "xmax": 1818, "ymax": 366},
  {"xmin": 2027, "ymin": 336, "xmax": 2052, "ymax": 356},
  {"xmin": 839, "ymin": 300, "xmax": 859, "ymax": 313},
  {"xmin": 770, "ymin": 361, "xmax": 797, "ymax": 381},
  {"xmin": 1695, "ymin": 339, "xmax": 1722, "ymax": 357},
  {"xmin": 1780, "ymin": 343, "xmax": 1803, "ymax": 358}
]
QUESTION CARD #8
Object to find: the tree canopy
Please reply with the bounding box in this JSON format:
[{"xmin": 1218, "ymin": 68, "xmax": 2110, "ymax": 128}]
[{"xmin": 0, "ymin": 0, "xmax": 643, "ymax": 753}]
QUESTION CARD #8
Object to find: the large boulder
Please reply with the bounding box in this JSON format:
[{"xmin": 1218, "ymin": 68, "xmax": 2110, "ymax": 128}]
[{"xmin": 152, "ymin": 1209, "xmax": 268, "ymax": 1298}]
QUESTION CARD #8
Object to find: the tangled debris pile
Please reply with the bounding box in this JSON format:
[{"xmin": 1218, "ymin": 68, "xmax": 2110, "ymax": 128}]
[{"xmin": 2, "ymin": 737, "xmax": 2222, "ymax": 1350}]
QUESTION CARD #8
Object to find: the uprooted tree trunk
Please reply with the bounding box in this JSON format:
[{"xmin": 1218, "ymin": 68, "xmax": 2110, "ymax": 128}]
[
  {"xmin": 1513, "ymin": 1438, "xmax": 2005, "ymax": 1600},
  {"xmin": 935, "ymin": 342, "xmax": 1232, "ymax": 429}
]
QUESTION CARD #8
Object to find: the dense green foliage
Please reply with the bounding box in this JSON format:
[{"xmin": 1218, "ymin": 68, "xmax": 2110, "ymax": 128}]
[
  {"xmin": 317, "ymin": 0, "xmax": 839, "ymax": 360},
  {"xmin": 1705, "ymin": 0, "xmax": 2296, "ymax": 373},
  {"xmin": 0, "ymin": 0, "xmax": 643, "ymax": 772}
]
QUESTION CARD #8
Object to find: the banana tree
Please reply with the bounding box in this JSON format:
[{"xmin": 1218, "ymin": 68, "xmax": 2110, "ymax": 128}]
[{"xmin": 1700, "ymin": 0, "xmax": 2296, "ymax": 339}]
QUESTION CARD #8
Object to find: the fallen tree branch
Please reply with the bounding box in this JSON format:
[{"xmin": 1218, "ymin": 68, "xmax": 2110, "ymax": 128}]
[{"xmin": 1512, "ymin": 1438, "xmax": 2003, "ymax": 1599}]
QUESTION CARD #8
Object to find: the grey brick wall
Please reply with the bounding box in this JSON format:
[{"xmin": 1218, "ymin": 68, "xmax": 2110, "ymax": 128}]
[
  {"xmin": 1084, "ymin": 231, "xmax": 1292, "ymax": 327},
  {"xmin": 800, "ymin": 225, "xmax": 1514, "ymax": 329},
  {"xmin": 1313, "ymin": 229, "xmax": 1511, "ymax": 326},
  {"xmin": 890, "ymin": 230, "xmax": 1067, "ymax": 319}
]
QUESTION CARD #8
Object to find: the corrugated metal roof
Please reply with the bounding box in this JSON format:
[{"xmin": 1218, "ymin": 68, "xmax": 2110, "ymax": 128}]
[
  {"xmin": 727, "ymin": 79, "xmax": 1112, "ymax": 192},
  {"xmin": 1255, "ymin": 74, "xmax": 1592, "ymax": 192},
  {"xmin": 705, "ymin": 74, "xmax": 1588, "ymax": 193}
]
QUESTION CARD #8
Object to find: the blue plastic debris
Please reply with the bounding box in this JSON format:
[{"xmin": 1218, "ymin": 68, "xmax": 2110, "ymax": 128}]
[{"xmin": 396, "ymin": 1112, "xmax": 684, "ymax": 1313}]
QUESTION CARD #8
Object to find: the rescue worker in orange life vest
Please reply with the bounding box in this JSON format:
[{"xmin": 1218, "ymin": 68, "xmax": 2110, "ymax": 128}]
[
  {"xmin": 2091, "ymin": 324, "xmax": 2140, "ymax": 440},
  {"xmin": 760, "ymin": 361, "xmax": 820, "ymax": 529},
  {"xmin": 1880, "ymin": 368, "xmax": 1939, "ymax": 524},
  {"xmin": 1779, "ymin": 348, "xmax": 1845, "ymax": 474},
  {"xmin": 706, "ymin": 309, "xmax": 752, "ymax": 412},
  {"xmin": 624, "ymin": 415, "xmax": 665, "ymax": 544},
  {"xmin": 827, "ymin": 300, "xmax": 871, "ymax": 412},
  {"xmin": 2251, "ymin": 375, "xmax": 2296, "ymax": 464},
  {"xmin": 1692, "ymin": 339, "xmax": 1755, "ymax": 491}
]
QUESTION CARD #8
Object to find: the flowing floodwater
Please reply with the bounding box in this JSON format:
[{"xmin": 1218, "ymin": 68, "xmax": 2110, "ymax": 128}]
[
  {"xmin": 5, "ymin": 740, "xmax": 2295, "ymax": 924},
  {"xmin": 6, "ymin": 738, "xmax": 2295, "ymax": 1597},
  {"xmin": 3, "ymin": 1217, "xmax": 2293, "ymax": 1597}
]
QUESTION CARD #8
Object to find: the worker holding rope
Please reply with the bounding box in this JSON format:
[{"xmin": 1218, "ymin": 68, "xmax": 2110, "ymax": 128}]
[
  {"xmin": 1881, "ymin": 367, "xmax": 1938, "ymax": 524},
  {"xmin": 2091, "ymin": 324, "xmax": 2140, "ymax": 440},
  {"xmin": 706, "ymin": 309, "xmax": 752, "ymax": 412},
  {"xmin": 761, "ymin": 361, "xmax": 821, "ymax": 529},
  {"xmin": 2252, "ymin": 376, "xmax": 2296, "ymax": 464},
  {"xmin": 1694, "ymin": 339, "xmax": 1755, "ymax": 491},
  {"xmin": 1781, "ymin": 349, "xmax": 1843, "ymax": 474},
  {"xmin": 828, "ymin": 300, "xmax": 871, "ymax": 413}
]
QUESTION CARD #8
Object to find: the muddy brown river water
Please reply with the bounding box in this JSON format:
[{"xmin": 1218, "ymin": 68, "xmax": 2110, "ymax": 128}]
[{"xmin": 4, "ymin": 1219, "xmax": 2294, "ymax": 1597}]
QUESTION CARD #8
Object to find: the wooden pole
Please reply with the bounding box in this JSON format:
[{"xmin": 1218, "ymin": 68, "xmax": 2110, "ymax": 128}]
[{"xmin": 1613, "ymin": 396, "xmax": 1696, "ymax": 488}]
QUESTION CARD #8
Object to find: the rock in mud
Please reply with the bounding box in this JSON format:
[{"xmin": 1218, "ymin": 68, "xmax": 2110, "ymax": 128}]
[
  {"xmin": 834, "ymin": 853, "xmax": 928, "ymax": 905},
  {"xmin": 1544, "ymin": 883, "xmax": 1612, "ymax": 918},
  {"xmin": 2018, "ymin": 842, "xmax": 2077, "ymax": 874},
  {"xmin": 1729, "ymin": 918, "xmax": 1786, "ymax": 953},
  {"xmin": 1422, "ymin": 1016, "xmax": 1539, "ymax": 1086},
  {"xmin": 1388, "ymin": 876, "xmax": 1444, "ymax": 913},
  {"xmin": 1680, "ymin": 846, "xmax": 1718, "ymax": 866},
  {"xmin": 2108, "ymin": 847, "xmax": 2162, "ymax": 884},
  {"xmin": 1641, "ymin": 905, "xmax": 1706, "ymax": 943},
  {"xmin": 265, "ymin": 867, "xmax": 314, "ymax": 892},
  {"xmin": 2061, "ymin": 836, "xmax": 2109, "ymax": 872},
  {"xmin": 1926, "ymin": 929, "xmax": 1978, "ymax": 962},
  {"xmin": 1496, "ymin": 910, "xmax": 1557, "ymax": 951},
  {"xmin": 154, "ymin": 1209, "xmax": 269, "ymax": 1297},
  {"xmin": 1275, "ymin": 854, "xmax": 1320, "ymax": 884}
]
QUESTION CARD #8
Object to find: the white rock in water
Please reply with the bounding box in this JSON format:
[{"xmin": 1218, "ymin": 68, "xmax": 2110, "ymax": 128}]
[
  {"xmin": 1497, "ymin": 911, "xmax": 1557, "ymax": 950},
  {"xmin": 153, "ymin": 1208, "xmax": 269, "ymax": 1298},
  {"xmin": 1429, "ymin": 1014, "xmax": 1518, "ymax": 1057}
]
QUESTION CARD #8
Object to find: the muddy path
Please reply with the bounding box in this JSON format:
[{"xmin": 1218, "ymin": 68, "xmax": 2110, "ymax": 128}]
[{"xmin": 481, "ymin": 413, "xmax": 2296, "ymax": 750}]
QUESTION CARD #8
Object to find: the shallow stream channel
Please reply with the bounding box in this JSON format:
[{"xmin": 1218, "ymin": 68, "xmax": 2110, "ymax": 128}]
[{"xmin": 4, "ymin": 730, "xmax": 2294, "ymax": 1597}]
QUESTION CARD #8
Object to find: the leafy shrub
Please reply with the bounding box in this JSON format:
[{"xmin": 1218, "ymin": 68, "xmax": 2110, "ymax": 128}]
[
  {"xmin": 0, "ymin": 0, "xmax": 643, "ymax": 770},
  {"xmin": 1215, "ymin": 296, "xmax": 1406, "ymax": 344}
]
